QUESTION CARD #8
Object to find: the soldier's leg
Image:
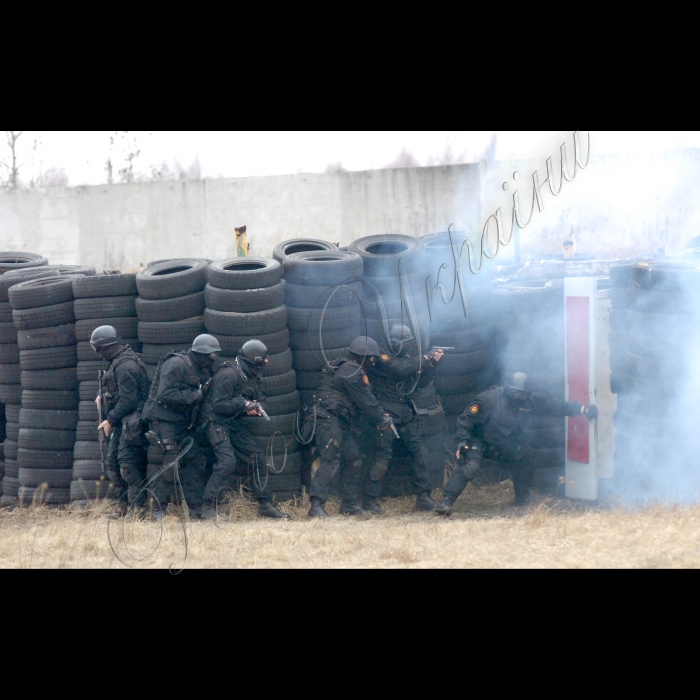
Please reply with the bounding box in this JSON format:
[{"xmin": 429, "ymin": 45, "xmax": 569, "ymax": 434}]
[
  {"xmin": 339, "ymin": 432, "xmax": 364, "ymax": 515},
  {"xmin": 106, "ymin": 427, "xmax": 127, "ymax": 505},
  {"xmin": 436, "ymin": 448, "xmax": 484, "ymax": 515},
  {"xmin": 147, "ymin": 422, "xmax": 182, "ymax": 520},
  {"xmin": 511, "ymin": 450, "xmax": 537, "ymax": 505},
  {"xmin": 201, "ymin": 428, "xmax": 237, "ymax": 517},
  {"xmin": 308, "ymin": 414, "xmax": 343, "ymax": 517},
  {"xmin": 399, "ymin": 417, "xmax": 436, "ymax": 510},
  {"xmin": 178, "ymin": 437, "xmax": 207, "ymax": 514},
  {"xmin": 117, "ymin": 431, "xmax": 147, "ymax": 508},
  {"xmin": 365, "ymin": 427, "xmax": 393, "ymax": 502}
]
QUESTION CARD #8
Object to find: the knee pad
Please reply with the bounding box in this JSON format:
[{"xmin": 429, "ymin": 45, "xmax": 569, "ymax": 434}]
[
  {"xmin": 369, "ymin": 459, "xmax": 389, "ymax": 482},
  {"xmin": 461, "ymin": 459, "xmax": 481, "ymax": 480},
  {"xmin": 353, "ymin": 459, "xmax": 363, "ymax": 470}
]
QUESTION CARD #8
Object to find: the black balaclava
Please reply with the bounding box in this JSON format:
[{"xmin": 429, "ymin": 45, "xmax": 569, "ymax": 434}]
[
  {"xmin": 192, "ymin": 351, "xmax": 216, "ymax": 370},
  {"xmin": 240, "ymin": 357, "xmax": 263, "ymax": 378},
  {"xmin": 100, "ymin": 343, "xmax": 125, "ymax": 362}
]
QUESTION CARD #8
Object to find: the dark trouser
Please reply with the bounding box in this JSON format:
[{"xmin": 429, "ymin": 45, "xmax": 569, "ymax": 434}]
[
  {"xmin": 148, "ymin": 421, "xmax": 207, "ymax": 512},
  {"xmin": 442, "ymin": 443, "xmax": 536, "ymax": 503},
  {"xmin": 365, "ymin": 410, "xmax": 431, "ymax": 499},
  {"xmin": 106, "ymin": 426, "xmax": 147, "ymax": 507},
  {"xmin": 309, "ymin": 412, "xmax": 363, "ymax": 504},
  {"xmin": 202, "ymin": 422, "xmax": 272, "ymax": 506}
]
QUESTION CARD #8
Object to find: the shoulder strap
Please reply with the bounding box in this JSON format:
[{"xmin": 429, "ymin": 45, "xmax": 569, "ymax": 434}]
[{"xmin": 147, "ymin": 350, "xmax": 187, "ymax": 401}]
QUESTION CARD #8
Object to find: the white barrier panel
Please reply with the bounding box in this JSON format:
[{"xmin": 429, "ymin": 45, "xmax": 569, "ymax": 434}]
[{"xmin": 564, "ymin": 277, "xmax": 598, "ymax": 500}]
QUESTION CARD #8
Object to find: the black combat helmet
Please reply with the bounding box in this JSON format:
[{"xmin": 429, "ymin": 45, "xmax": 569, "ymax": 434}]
[
  {"xmin": 90, "ymin": 325, "xmax": 121, "ymax": 351},
  {"xmin": 389, "ymin": 324, "xmax": 414, "ymax": 346},
  {"xmin": 349, "ymin": 335, "xmax": 381, "ymax": 360},
  {"xmin": 191, "ymin": 334, "xmax": 222, "ymax": 356},
  {"xmin": 240, "ymin": 340, "xmax": 269, "ymax": 364},
  {"xmin": 505, "ymin": 372, "xmax": 530, "ymax": 401}
]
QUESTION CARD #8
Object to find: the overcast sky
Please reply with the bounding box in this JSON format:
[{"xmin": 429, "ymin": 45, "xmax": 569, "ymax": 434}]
[{"xmin": 7, "ymin": 131, "xmax": 700, "ymax": 187}]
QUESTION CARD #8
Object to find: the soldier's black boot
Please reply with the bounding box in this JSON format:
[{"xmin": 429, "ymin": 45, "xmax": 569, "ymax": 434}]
[
  {"xmin": 200, "ymin": 504, "xmax": 218, "ymax": 520},
  {"xmin": 339, "ymin": 501, "xmax": 365, "ymax": 516},
  {"xmin": 362, "ymin": 498, "xmax": 385, "ymax": 515},
  {"xmin": 435, "ymin": 496, "xmax": 454, "ymax": 516},
  {"xmin": 416, "ymin": 492, "xmax": 437, "ymax": 512},
  {"xmin": 258, "ymin": 500, "xmax": 291, "ymax": 519},
  {"xmin": 308, "ymin": 498, "xmax": 330, "ymax": 519}
]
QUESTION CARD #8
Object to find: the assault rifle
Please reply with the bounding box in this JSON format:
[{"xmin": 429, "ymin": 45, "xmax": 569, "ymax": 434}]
[{"xmin": 97, "ymin": 370, "xmax": 106, "ymax": 473}]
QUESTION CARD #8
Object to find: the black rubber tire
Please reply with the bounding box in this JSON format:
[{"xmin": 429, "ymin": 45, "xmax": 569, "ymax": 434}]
[
  {"xmin": 430, "ymin": 325, "xmax": 494, "ymax": 353},
  {"xmin": 632, "ymin": 261, "xmax": 700, "ymax": 293},
  {"xmin": 264, "ymin": 391, "xmax": 301, "ymax": 416},
  {"xmin": 0, "ymin": 343, "xmax": 19, "ymax": 364},
  {"xmin": 18, "ymin": 486, "xmax": 71, "ymax": 504},
  {"xmin": 609, "ymin": 353, "xmax": 630, "ymax": 376},
  {"xmin": 147, "ymin": 258, "xmax": 212, "ymax": 268},
  {"xmin": 76, "ymin": 360, "xmax": 109, "ymax": 382},
  {"xmin": 265, "ymin": 473, "xmax": 301, "ymax": 494},
  {"xmin": 295, "ymin": 370, "xmax": 321, "ymax": 390},
  {"xmin": 16, "ymin": 324, "xmax": 76, "ymax": 350},
  {"xmin": 218, "ymin": 329, "xmax": 290, "ymax": 357},
  {"xmin": 4, "ymin": 404, "xmax": 20, "ymax": 423},
  {"xmin": 137, "ymin": 317, "xmax": 206, "ymax": 344},
  {"xmin": 0, "ymin": 385, "xmax": 22, "ymax": 404},
  {"xmin": 74, "ymin": 441, "xmax": 103, "ymax": 461},
  {"xmin": 348, "ymin": 235, "xmax": 425, "ymax": 276},
  {"xmin": 626, "ymin": 310, "xmax": 698, "ymax": 338},
  {"xmin": 263, "ymin": 349, "xmax": 293, "ymax": 377},
  {"xmin": 240, "ymin": 413, "xmax": 295, "ymax": 436},
  {"xmin": 8, "ymin": 276, "xmax": 75, "ymax": 310},
  {"xmin": 628, "ymin": 286, "xmax": 700, "ymax": 315},
  {"xmin": 21, "ymin": 368, "xmax": 79, "ymax": 391},
  {"xmin": 207, "ymin": 257, "xmax": 283, "ymax": 291},
  {"xmin": 71, "ymin": 461, "xmax": 105, "ymax": 480},
  {"xmin": 5, "ymin": 422, "xmax": 19, "ymax": 442},
  {"xmin": 20, "ymin": 345, "xmax": 77, "ymax": 371},
  {"xmin": 70, "ymin": 480, "xmax": 116, "ymax": 501},
  {"xmin": 362, "ymin": 271, "xmax": 427, "ymax": 307},
  {"xmin": 79, "ymin": 401, "xmax": 99, "ymax": 421},
  {"xmin": 0, "ymin": 268, "xmax": 57, "ymax": 303},
  {"xmin": 609, "ymin": 288, "xmax": 629, "ymax": 310},
  {"xmin": 72, "ymin": 273, "xmax": 137, "ymax": 299},
  {"xmin": 4, "ymin": 439, "xmax": 18, "ymax": 460},
  {"xmin": 77, "ymin": 338, "xmax": 140, "ymax": 362},
  {"xmin": 0, "ymin": 321, "xmax": 16, "ymax": 344},
  {"xmin": 75, "ymin": 317, "xmax": 138, "ymax": 342},
  {"xmin": 204, "ymin": 283, "xmax": 285, "ymax": 313},
  {"xmin": 19, "ymin": 409, "xmax": 78, "ymax": 430},
  {"xmin": 2, "ymin": 476, "xmax": 19, "ymax": 497},
  {"xmin": 608, "ymin": 330, "xmax": 629, "ymax": 355},
  {"xmin": 609, "ymin": 263, "xmax": 637, "ymax": 289},
  {"xmin": 12, "ymin": 301, "xmax": 75, "ymax": 330},
  {"xmin": 136, "ymin": 259, "xmax": 209, "ymax": 300},
  {"xmin": 492, "ymin": 280, "xmax": 564, "ymax": 314},
  {"xmin": 19, "ymin": 468, "xmax": 73, "ymax": 488},
  {"xmin": 139, "ymin": 343, "xmax": 190, "ymax": 365},
  {"xmin": 260, "ymin": 370, "xmax": 297, "ymax": 397},
  {"xmin": 282, "ymin": 251, "xmax": 363, "ymax": 287},
  {"xmin": 530, "ymin": 427, "xmax": 566, "ymax": 449},
  {"xmin": 17, "ymin": 447, "xmax": 74, "ymax": 469},
  {"xmin": 251, "ymin": 433, "xmax": 299, "ymax": 455},
  {"xmin": 291, "ymin": 348, "xmax": 348, "ymax": 371},
  {"xmin": 608, "ymin": 309, "xmax": 628, "ymax": 333},
  {"xmin": 435, "ymin": 367, "xmax": 498, "ymax": 395},
  {"xmin": 289, "ymin": 326, "xmax": 360, "ymax": 352},
  {"xmin": 0, "ymin": 301, "xmax": 12, "ymax": 322},
  {"xmin": 74, "ymin": 296, "xmax": 137, "ymax": 320},
  {"xmin": 284, "ymin": 281, "xmax": 362, "ymax": 310},
  {"xmin": 0, "ymin": 363, "xmax": 21, "ymax": 384},
  {"xmin": 204, "ymin": 306, "xmax": 287, "ymax": 336},
  {"xmin": 79, "ymin": 382, "xmax": 99, "ymax": 401},
  {"xmin": 0, "ymin": 252, "xmax": 47, "ymax": 273},
  {"xmin": 286, "ymin": 305, "xmax": 359, "ymax": 331},
  {"xmin": 135, "ymin": 290, "xmax": 205, "ymax": 323},
  {"xmin": 438, "ymin": 348, "xmax": 494, "ymax": 375},
  {"xmin": 264, "ymin": 450, "xmax": 302, "ymax": 474},
  {"xmin": 76, "ymin": 421, "xmax": 98, "ymax": 441},
  {"xmin": 273, "ymin": 239, "xmax": 338, "ymax": 265},
  {"xmin": 18, "ymin": 427, "xmax": 76, "ymax": 451},
  {"xmin": 438, "ymin": 392, "xmax": 477, "ymax": 415},
  {"xmin": 22, "ymin": 390, "xmax": 79, "ymax": 410}
]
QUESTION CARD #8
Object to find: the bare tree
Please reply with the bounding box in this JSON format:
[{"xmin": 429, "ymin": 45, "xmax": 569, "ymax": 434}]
[
  {"xmin": 0, "ymin": 131, "xmax": 23, "ymax": 188},
  {"xmin": 148, "ymin": 157, "xmax": 203, "ymax": 181},
  {"xmin": 325, "ymin": 161, "xmax": 347, "ymax": 174},
  {"xmin": 426, "ymin": 144, "xmax": 468, "ymax": 166},
  {"xmin": 33, "ymin": 167, "xmax": 70, "ymax": 188},
  {"xmin": 384, "ymin": 147, "xmax": 421, "ymax": 169}
]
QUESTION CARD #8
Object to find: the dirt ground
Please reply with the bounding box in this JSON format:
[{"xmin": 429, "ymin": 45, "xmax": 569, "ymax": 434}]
[{"xmin": 2, "ymin": 481, "xmax": 700, "ymax": 569}]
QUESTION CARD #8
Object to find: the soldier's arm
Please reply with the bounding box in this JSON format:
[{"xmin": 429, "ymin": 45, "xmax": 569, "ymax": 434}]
[
  {"xmin": 106, "ymin": 362, "xmax": 140, "ymax": 425},
  {"xmin": 158, "ymin": 359, "xmax": 201, "ymax": 409},
  {"xmin": 211, "ymin": 373, "xmax": 248, "ymax": 417},
  {"xmin": 376, "ymin": 353, "xmax": 421, "ymax": 379},
  {"xmin": 342, "ymin": 372, "xmax": 386, "ymax": 425},
  {"xmin": 531, "ymin": 394, "xmax": 583, "ymax": 417},
  {"xmin": 455, "ymin": 400, "xmax": 487, "ymax": 446}
]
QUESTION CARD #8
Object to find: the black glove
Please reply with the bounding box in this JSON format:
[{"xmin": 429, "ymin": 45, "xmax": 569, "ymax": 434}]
[
  {"xmin": 191, "ymin": 388, "xmax": 203, "ymax": 403},
  {"xmin": 456, "ymin": 441, "xmax": 470, "ymax": 457},
  {"xmin": 377, "ymin": 415, "xmax": 393, "ymax": 431},
  {"xmin": 582, "ymin": 405, "xmax": 599, "ymax": 421}
]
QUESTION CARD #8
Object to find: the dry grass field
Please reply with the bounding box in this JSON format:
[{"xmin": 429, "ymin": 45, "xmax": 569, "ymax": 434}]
[{"xmin": 2, "ymin": 481, "xmax": 700, "ymax": 569}]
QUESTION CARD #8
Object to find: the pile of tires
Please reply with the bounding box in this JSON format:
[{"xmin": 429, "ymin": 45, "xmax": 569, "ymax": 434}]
[
  {"xmin": 71, "ymin": 273, "xmax": 140, "ymax": 505},
  {"xmin": 610, "ymin": 260, "xmax": 700, "ymax": 498},
  {"xmin": 205, "ymin": 257, "xmax": 301, "ymax": 501},
  {"xmin": 10, "ymin": 272, "xmax": 94, "ymax": 506},
  {"xmin": 0, "ymin": 254, "xmax": 51, "ymax": 505},
  {"xmin": 282, "ymin": 250, "xmax": 363, "ymax": 404},
  {"xmin": 491, "ymin": 279, "xmax": 567, "ymax": 491}
]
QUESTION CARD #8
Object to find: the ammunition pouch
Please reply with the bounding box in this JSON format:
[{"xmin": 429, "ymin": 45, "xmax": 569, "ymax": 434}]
[
  {"xmin": 411, "ymin": 397, "xmax": 444, "ymax": 417},
  {"xmin": 121, "ymin": 410, "xmax": 146, "ymax": 446},
  {"xmin": 208, "ymin": 421, "xmax": 229, "ymax": 446}
]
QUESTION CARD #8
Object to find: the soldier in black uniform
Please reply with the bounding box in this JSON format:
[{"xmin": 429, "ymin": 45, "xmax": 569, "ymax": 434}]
[
  {"xmin": 436, "ymin": 372, "xmax": 599, "ymax": 513},
  {"xmin": 197, "ymin": 339, "xmax": 289, "ymax": 520},
  {"xmin": 141, "ymin": 334, "xmax": 220, "ymax": 520},
  {"xmin": 91, "ymin": 325, "xmax": 149, "ymax": 512},
  {"xmin": 365, "ymin": 324, "xmax": 444, "ymax": 513},
  {"xmin": 307, "ymin": 335, "xmax": 393, "ymax": 519}
]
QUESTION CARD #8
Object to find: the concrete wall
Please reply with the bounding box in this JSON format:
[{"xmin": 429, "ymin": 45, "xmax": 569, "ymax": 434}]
[{"xmin": 0, "ymin": 166, "xmax": 481, "ymax": 272}]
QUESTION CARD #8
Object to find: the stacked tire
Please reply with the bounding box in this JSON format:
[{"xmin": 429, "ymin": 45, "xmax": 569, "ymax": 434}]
[
  {"xmin": 10, "ymin": 273, "xmax": 91, "ymax": 506},
  {"xmin": 136, "ymin": 259, "xmax": 208, "ymax": 381},
  {"xmin": 491, "ymin": 280, "xmax": 567, "ymax": 491},
  {"xmin": 71, "ymin": 273, "xmax": 140, "ymax": 505},
  {"xmin": 611, "ymin": 260, "xmax": 700, "ymax": 498},
  {"xmin": 205, "ymin": 257, "xmax": 301, "ymax": 501},
  {"xmin": 0, "ymin": 253, "xmax": 51, "ymax": 505}
]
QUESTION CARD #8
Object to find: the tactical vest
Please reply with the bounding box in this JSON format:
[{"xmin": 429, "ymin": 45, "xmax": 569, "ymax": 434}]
[
  {"xmin": 101, "ymin": 347, "xmax": 149, "ymax": 412},
  {"xmin": 482, "ymin": 389, "xmax": 535, "ymax": 441},
  {"xmin": 146, "ymin": 351, "xmax": 201, "ymax": 416},
  {"xmin": 316, "ymin": 358, "xmax": 360, "ymax": 417},
  {"xmin": 201, "ymin": 359, "xmax": 261, "ymax": 424}
]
